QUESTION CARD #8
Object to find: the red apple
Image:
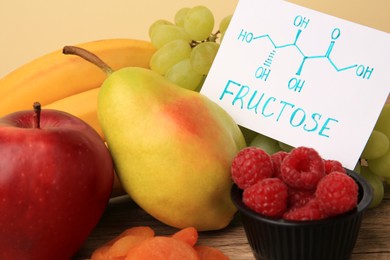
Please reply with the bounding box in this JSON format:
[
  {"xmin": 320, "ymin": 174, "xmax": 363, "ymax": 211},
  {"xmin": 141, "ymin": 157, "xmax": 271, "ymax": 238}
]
[{"xmin": 0, "ymin": 102, "xmax": 114, "ymax": 259}]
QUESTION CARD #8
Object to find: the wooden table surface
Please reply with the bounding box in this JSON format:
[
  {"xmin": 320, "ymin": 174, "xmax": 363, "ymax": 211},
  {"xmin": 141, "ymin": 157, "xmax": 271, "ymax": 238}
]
[{"xmin": 73, "ymin": 182, "xmax": 390, "ymax": 260}]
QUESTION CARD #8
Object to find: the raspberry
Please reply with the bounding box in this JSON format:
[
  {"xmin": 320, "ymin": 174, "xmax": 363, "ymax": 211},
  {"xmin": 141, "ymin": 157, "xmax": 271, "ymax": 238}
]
[
  {"xmin": 243, "ymin": 178, "xmax": 288, "ymax": 218},
  {"xmin": 281, "ymin": 147, "xmax": 325, "ymax": 190},
  {"xmin": 283, "ymin": 199, "xmax": 327, "ymax": 221},
  {"xmin": 288, "ymin": 187, "xmax": 315, "ymax": 208},
  {"xmin": 270, "ymin": 151, "xmax": 289, "ymax": 178},
  {"xmin": 315, "ymin": 172, "xmax": 358, "ymax": 217},
  {"xmin": 231, "ymin": 147, "xmax": 274, "ymax": 190},
  {"xmin": 324, "ymin": 159, "xmax": 346, "ymax": 174}
]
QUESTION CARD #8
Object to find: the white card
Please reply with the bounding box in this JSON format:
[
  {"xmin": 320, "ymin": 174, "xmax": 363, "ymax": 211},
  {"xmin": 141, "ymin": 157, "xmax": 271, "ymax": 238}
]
[{"xmin": 201, "ymin": 0, "xmax": 390, "ymax": 169}]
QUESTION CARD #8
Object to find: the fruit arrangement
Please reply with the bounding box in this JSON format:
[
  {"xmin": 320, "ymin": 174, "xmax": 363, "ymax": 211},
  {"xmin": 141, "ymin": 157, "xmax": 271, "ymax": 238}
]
[
  {"xmin": 0, "ymin": 3, "xmax": 388, "ymax": 259},
  {"xmin": 157, "ymin": 6, "xmax": 389, "ymax": 184},
  {"xmin": 231, "ymin": 146, "xmax": 359, "ymax": 221},
  {"xmin": 0, "ymin": 5, "xmax": 246, "ymax": 258}
]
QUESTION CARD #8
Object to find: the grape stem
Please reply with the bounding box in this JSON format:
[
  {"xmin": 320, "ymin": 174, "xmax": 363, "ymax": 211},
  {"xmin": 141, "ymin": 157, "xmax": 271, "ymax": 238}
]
[{"xmin": 190, "ymin": 30, "xmax": 221, "ymax": 48}]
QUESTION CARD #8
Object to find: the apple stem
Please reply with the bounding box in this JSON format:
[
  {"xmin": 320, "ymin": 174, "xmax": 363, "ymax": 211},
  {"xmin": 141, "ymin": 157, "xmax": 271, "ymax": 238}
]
[
  {"xmin": 33, "ymin": 102, "xmax": 41, "ymax": 129},
  {"xmin": 62, "ymin": 46, "xmax": 113, "ymax": 75}
]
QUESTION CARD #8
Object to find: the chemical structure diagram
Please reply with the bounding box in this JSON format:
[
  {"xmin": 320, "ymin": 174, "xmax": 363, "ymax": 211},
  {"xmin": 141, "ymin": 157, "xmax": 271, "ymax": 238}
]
[{"xmin": 236, "ymin": 15, "xmax": 374, "ymax": 92}]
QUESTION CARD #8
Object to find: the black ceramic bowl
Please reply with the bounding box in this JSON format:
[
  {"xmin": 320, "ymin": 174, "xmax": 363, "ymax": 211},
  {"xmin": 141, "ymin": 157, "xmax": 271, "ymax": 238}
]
[{"xmin": 231, "ymin": 169, "xmax": 373, "ymax": 260}]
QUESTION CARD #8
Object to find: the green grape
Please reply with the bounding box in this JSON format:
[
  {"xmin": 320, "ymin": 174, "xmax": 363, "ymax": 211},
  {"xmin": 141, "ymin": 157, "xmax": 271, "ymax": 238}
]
[
  {"xmin": 361, "ymin": 129, "xmax": 389, "ymax": 160},
  {"xmin": 278, "ymin": 141, "xmax": 294, "ymax": 152},
  {"xmin": 239, "ymin": 125, "xmax": 258, "ymax": 144},
  {"xmin": 183, "ymin": 5, "xmax": 214, "ymax": 41},
  {"xmin": 193, "ymin": 75, "xmax": 207, "ymax": 92},
  {"xmin": 367, "ymin": 148, "xmax": 390, "ymax": 178},
  {"xmin": 249, "ymin": 133, "xmax": 282, "ymax": 155},
  {"xmin": 359, "ymin": 166, "xmax": 384, "ymax": 208},
  {"xmin": 174, "ymin": 7, "xmax": 190, "ymax": 27},
  {"xmin": 219, "ymin": 14, "xmax": 233, "ymax": 35},
  {"xmin": 150, "ymin": 40, "xmax": 191, "ymax": 75},
  {"xmin": 190, "ymin": 42, "xmax": 219, "ymax": 75},
  {"xmin": 150, "ymin": 24, "xmax": 191, "ymax": 49},
  {"xmin": 219, "ymin": 14, "xmax": 233, "ymax": 42},
  {"xmin": 374, "ymin": 103, "xmax": 390, "ymax": 138},
  {"xmin": 148, "ymin": 19, "xmax": 173, "ymax": 38},
  {"xmin": 165, "ymin": 59, "xmax": 203, "ymax": 90}
]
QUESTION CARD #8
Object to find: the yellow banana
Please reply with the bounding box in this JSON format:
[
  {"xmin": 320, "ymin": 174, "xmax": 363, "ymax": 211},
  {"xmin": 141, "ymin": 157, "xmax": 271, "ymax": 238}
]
[
  {"xmin": 0, "ymin": 38, "xmax": 156, "ymax": 116},
  {"xmin": 42, "ymin": 88, "xmax": 103, "ymax": 140}
]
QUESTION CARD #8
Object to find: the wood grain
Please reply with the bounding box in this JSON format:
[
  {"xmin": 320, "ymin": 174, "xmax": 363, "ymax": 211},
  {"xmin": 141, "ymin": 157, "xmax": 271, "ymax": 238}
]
[{"xmin": 73, "ymin": 183, "xmax": 390, "ymax": 260}]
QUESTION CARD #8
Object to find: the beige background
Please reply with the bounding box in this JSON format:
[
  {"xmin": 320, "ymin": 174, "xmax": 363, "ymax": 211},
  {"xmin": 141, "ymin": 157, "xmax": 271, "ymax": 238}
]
[{"xmin": 0, "ymin": 0, "xmax": 389, "ymax": 78}]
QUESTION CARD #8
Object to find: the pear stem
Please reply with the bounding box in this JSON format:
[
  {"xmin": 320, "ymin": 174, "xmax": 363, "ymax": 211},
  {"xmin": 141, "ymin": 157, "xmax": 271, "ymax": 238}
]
[
  {"xmin": 62, "ymin": 46, "xmax": 114, "ymax": 75},
  {"xmin": 33, "ymin": 102, "xmax": 41, "ymax": 129}
]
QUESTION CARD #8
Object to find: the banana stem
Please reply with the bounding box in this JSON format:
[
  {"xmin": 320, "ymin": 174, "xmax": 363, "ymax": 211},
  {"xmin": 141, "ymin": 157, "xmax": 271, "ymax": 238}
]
[{"xmin": 62, "ymin": 46, "xmax": 114, "ymax": 75}]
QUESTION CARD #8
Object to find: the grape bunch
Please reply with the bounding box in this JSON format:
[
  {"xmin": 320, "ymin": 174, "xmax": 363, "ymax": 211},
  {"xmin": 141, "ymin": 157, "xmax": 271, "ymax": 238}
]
[
  {"xmin": 246, "ymin": 103, "xmax": 390, "ymax": 208},
  {"xmin": 357, "ymin": 103, "xmax": 390, "ymax": 207},
  {"xmin": 148, "ymin": 5, "xmax": 232, "ymax": 91}
]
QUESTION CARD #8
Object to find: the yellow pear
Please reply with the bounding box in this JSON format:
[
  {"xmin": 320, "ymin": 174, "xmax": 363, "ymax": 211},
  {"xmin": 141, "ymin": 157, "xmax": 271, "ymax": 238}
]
[{"xmin": 63, "ymin": 46, "xmax": 246, "ymax": 231}]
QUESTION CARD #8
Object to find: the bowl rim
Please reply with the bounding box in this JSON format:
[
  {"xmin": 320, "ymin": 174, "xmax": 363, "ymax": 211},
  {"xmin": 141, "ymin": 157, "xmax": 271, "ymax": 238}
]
[{"xmin": 231, "ymin": 169, "xmax": 373, "ymax": 227}]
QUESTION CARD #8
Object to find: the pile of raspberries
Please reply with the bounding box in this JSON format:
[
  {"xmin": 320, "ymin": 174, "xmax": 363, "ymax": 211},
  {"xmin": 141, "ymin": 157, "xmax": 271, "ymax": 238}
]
[{"xmin": 231, "ymin": 146, "xmax": 359, "ymax": 221}]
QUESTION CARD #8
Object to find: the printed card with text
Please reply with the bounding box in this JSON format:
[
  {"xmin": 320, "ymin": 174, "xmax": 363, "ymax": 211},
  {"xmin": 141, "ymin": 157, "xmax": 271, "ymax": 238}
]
[{"xmin": 201, "ymin": 0, "xmax": 390, "ymax": 169}]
